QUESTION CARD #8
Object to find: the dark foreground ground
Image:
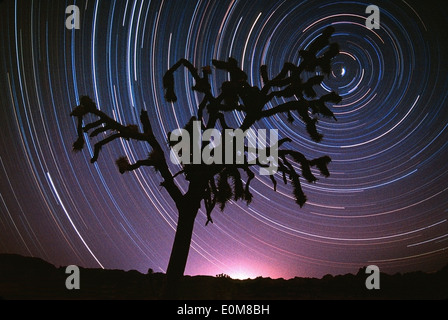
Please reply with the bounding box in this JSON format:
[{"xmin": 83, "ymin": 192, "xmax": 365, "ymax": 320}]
[{"xmin": 0, "ymin": 254, "xmax": 447, "ymax": 300}]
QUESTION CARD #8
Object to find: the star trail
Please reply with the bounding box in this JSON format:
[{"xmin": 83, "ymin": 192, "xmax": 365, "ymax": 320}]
[{"xmin": 1, "ymin": 0, "xmax": 447, "ymax": 280}]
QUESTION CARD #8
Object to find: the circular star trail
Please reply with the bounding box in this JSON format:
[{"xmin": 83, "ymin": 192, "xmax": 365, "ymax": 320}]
[{"xmin": 0, "ymin": 0, "xmax": 447, "ymax": 279}]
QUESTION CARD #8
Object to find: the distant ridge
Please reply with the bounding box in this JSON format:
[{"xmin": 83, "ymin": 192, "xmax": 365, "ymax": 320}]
[{"xmin": 0, "ymin": 254, "xmax": 447, "ymax": 299}]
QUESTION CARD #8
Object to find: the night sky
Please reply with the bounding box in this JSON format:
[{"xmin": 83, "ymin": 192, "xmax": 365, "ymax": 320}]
[{"xmin": 1, "ymin": 0, "xmax": 448, "ymax": 280}]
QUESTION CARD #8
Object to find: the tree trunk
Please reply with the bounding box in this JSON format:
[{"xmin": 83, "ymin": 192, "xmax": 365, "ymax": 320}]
[{"xmin": 165, "ymin": 205, "xmax": 198, "ymax": 298}]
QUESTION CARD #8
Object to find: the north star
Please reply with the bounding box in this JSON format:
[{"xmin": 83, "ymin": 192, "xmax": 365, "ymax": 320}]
[{"xmin": 177, "ymin": 304, "xmax": 211, "ymax": 318}]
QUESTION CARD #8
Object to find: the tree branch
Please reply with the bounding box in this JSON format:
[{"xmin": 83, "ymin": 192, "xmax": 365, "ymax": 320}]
[{"xmin": 71, "ymin": 97, "xmax": 184, "ymax": 205}]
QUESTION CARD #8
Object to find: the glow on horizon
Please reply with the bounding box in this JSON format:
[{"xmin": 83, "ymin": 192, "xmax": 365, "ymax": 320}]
[{"xmin": 227, "ymin": 267, "xmax": 259, "ymax": 280}]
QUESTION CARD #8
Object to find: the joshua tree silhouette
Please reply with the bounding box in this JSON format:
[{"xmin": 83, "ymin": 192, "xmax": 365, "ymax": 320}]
[{"xmin": 70, "ymin": 26, "xmax": 341, "ymax": 297}]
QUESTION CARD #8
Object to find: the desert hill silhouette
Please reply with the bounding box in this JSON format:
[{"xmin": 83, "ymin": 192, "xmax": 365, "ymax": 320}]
[{"xmin": 0, "ymin": 253, "xmax": 446, "ymax": 299}]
